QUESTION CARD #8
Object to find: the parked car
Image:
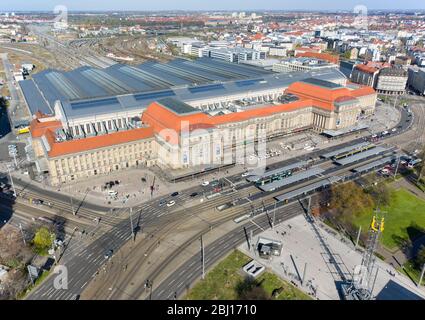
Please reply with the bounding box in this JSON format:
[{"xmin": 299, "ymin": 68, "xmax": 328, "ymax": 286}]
[
  {"xmin": 190, "ymin": 192, "xmax": 198, "ymax": 197},
  {"xmin": 158, "ymin": 199, "xmax": 167, "ymax": 207},
  {"xmin": 201, "ymin": 181, "xmax": 210, "ymax": 186},
  {"xmin": 104, "ymin": 249, "xmax": 113, "ymax": 259},
  {"xmin": 31, "ymin": 199, "xmax": 43, "ymax": 205},
  {"xmin": 167, "ymin": 200, "xmax": 176, "ymax": 207},
  {"xmin": 108, "ymin": 190, "xmax": 118, "ymax": 196},
  {"xmin": 241, "ymin": 172, "xmax": 250, "ymax": 177},
  {"xmin": 171, "ymin": 192, "xmax": 179, "ymax": 197},
  {"xmin": 210, "ymin": 180, "xmax": 220, "ymax": 187}
]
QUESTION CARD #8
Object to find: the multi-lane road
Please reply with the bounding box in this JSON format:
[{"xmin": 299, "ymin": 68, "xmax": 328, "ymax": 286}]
[
  {"xmin": 151, "ymin": 201, "xmax": 305, "ymax": 300},
  {"xmin": 79, "ymin": 105, "xmax": 414, "ymax": 300},
  {"xmin": 9, "ymin": 103, "xmax": 416, "ymax": 300}
]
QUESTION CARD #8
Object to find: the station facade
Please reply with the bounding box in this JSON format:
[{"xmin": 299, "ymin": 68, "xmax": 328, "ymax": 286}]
[{"xmin": 29, "ymin": 78, "xmax": 376, "ymax": 186}]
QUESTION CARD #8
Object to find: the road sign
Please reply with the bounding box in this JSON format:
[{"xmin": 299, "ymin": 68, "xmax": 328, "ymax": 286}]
[{"xmin": 27, "ymin": 265, "xmax": 39, "ymax": 284}]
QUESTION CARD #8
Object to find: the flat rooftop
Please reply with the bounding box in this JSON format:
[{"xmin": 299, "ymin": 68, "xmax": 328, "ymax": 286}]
[
  {"xmin": 156, "ymin": 97, "xmax": 199, "ymax": 115},
  {"xmin": 301, "ymin": 77, "xmax": 343, "ymax": 89},
  {"xmin": 20, "ymin": 58, "xmax": 347, "ymax": 119}
]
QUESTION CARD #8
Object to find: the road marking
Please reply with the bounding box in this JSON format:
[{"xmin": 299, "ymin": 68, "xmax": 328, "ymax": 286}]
[
  {"xmin": 250, "ymin": 219, "xmax": 265, "ymax": 231},
  {"xmin": 81, "ymin": 281, "xmax": 88, "ymax": 288}
]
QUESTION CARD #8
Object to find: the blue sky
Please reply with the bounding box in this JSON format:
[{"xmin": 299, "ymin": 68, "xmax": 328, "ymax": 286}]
[{"xmin": 1, "ymin": 1, "xmax": 424, "ymax": 11}]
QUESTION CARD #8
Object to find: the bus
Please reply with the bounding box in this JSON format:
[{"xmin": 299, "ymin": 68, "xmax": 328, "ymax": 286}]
[{"xmin": 17, "ymin": 126, "xmax": 30, "ymax": 134}]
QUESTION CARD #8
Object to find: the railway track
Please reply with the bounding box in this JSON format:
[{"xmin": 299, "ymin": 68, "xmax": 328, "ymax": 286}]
[
  {"xmin": 141, "ymin": 201, "xmax": 305, "ymax": 300},
  {"xmin": 13, "ymin": 188, "xmax": 123, "ymax": 228},
  {"xmin": 88, "ymin": 148, "xmax": 396, "ymax": 299}
]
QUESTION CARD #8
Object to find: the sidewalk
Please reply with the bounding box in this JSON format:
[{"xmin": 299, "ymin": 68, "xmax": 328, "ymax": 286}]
[{"xmin": 239, "ymin": 214, "xmax": 425, "ymax": 300}]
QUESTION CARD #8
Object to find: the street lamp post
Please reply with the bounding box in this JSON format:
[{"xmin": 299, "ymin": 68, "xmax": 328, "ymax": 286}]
[
  {"xmin": 19, "ymin": 223, "xmax": 26, "ymax": 245},
  {"xmin": 68, "ymin": 185, "xmax": 75, "ymax": 215},
  {"xmin": 7, "ymin": 165, "xmax": 17, "ymax": 197},
  {"xmin": 394, "ymin": 154, "xmax": 401, "ymax": 180},
  {"xmin": 145, "ymin": 280, "xmax": 153, "ymax": 300},
  {"xmin": 355, "ymin": 226, "xmax": 362, "ymax": 248},
  {"xmin": 12, "ymin": 152, "xmax": 18, "ymax": 169},
  {"xmin": 129, "ymin": 207, "xmax": 135, "ymax": 241},
  {"xmin": 200, "ymin": 235, "xmax": 205, "ymax": 280},
  {"xmin": 418, "ymin": 263, "xmax": 425, "ymax": 288}
]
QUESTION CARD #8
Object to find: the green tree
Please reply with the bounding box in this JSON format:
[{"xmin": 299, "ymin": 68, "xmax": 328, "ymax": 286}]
[
  {"xmin": 0, "ymin": 96, "xmax": 8, "ymax": 109},
  {"xmin": 329, "ymin": 181, "xmax": 374, "ymax": 219},
  {"xmin": 236, "ymin": 278, "xmax": 271, "ymax": 300},
  {"xmin": 32, "ymin": 227, "xmax": 54, "ymax": 254},
  {"xmin": 342, "ymin": 50, "xmax": 351, "ymax": 60},
  {"xmin": 366, "ymin": 181, "xmax": 392, "ymax": 207}
]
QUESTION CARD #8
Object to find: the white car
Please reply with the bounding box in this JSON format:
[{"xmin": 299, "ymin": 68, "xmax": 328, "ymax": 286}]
[
  {"xmin": 241, "ymin": 172, "xmax": 250, "ymax": 177},
  {"xmin": 201, "ymin": 181, "xmax": 209, "ymax": 186},
  {"xmin": 167, "ymin": 200, "xmax": 176, "ymax": 207}
]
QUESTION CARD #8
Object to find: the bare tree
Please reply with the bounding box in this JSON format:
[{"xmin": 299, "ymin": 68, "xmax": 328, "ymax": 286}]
[{"xmin": 0, "ymin": 225, "xmax": 33, "ymax": 268}]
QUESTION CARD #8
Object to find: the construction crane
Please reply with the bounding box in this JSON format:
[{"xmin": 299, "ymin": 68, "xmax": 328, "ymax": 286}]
[{"xmin": 341, "ymin": 209, "xmax": 385, "ymax": 300}]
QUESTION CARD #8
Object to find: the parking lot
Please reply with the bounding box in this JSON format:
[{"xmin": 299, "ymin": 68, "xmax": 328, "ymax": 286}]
[{"xmin": 238, "ymin": 215, "xmax": 425, "ymax": 300}]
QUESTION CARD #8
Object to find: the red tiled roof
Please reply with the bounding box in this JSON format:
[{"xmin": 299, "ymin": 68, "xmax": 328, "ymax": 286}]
[
  {"xmin": 350, "ymin": 86, "xmax": 376, "ymax": 97},
  {"xmin": 30, "ymin": 118, "xmax": 63, "ymax": 138},
  {"xmin": 48, "ymin": 127, "xmax": 154, "ymax": 158},
  {"xmin": 295, "ymin": 51, "xmax": 339, "ymax": 64},
  {"xmin": 365, "ymin": 61, "xmax": 391, "ymax": 69},
  {"xmin": 210, "ymin": 99, "xmax": 314, "ymax": 124},
  {"xmin": 31, "ymin": 81, "xmax": 376, "ymax": 155},
  {"xmin": 355, "ymin": 64, "xmax": 378, "ymax": 74}
]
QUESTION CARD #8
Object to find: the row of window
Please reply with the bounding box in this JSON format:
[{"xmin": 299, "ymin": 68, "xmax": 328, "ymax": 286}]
[{"xmin": 53, "ymin": 141, "xmax": 154, "ymax": 175}]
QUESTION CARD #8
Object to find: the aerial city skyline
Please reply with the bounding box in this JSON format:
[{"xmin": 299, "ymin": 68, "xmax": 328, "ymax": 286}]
[
  {"xmin": 1, "ymin": 1, "xmax": 425, "ymax": 11},
  {"xmin": 0, "ymin": 2, "xmax": 424, "ymax": 310}
]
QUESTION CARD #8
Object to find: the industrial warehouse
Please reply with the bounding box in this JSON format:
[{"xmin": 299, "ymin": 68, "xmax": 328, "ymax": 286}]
[{"xmin": 21, "ymin": 58, "xmax": 377, "ymax": 186}]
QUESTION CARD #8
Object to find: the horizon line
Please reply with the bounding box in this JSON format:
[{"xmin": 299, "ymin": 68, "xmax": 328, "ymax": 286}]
[{"xmin": 2, "ymin": 8, "xmax": 425, "ymax": 13}]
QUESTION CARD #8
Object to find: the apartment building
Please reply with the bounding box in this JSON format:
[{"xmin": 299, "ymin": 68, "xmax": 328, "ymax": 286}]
[{"xmin": 374, "ymin": 68, "xmax": 408, "ymax": 95}]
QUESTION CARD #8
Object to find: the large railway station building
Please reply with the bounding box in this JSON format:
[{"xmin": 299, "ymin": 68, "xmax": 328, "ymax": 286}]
[{"xmin": 22, "ymin": 58, "xmax": 377, "ymax": 185}]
